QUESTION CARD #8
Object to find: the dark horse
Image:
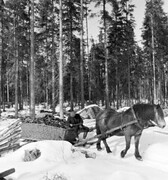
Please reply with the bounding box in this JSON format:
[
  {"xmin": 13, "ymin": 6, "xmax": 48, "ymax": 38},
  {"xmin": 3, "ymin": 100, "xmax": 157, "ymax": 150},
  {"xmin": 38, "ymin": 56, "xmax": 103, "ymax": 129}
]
[{"xmin": 96, "ymin": 103, "xmax": 166, "ymax": 160}]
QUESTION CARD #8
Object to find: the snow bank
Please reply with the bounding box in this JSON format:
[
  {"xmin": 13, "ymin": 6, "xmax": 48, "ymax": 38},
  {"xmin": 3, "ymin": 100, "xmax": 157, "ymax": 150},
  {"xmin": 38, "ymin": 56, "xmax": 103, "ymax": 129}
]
[
  {"xmin": 21, "ymin": 140, "xmax": 73, "ymax": 163},
  {"xmin": 0, "ymin": 141, "xmax": 73, "ymax": 180},
  {"xmin": 1, "ymin": 106, "xmax": 168, "ymax": 180},
  {"xmin": 107, "ymin": 171, "xmax": 145, "ymax": 180},
  {"xmin": 117, "ymin": 107, "xmax": 130, "ymax": 112},
  {"xmin": 144, "ymin": 142, "xmax": 168, "ymax": 163}
]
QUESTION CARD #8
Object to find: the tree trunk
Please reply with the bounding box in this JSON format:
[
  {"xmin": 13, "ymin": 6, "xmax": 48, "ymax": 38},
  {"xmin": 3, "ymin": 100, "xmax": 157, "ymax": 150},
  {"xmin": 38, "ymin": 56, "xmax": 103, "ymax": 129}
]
[
  {"xmin": 89, "ymin": 41, "xmax": 95, "ymax": 103},
  {"xmin": 15, "ymin": 44, "xmax": 19, "ymax": 117},
  {"xmin": 69, "ymin": 0, "xmax": 74, "ymax": 111},
  {"xmin": 59, "ymin": 0, "xmax": 64, "ymax": 119},
  {"xmin": 85, "ymin": 1, "xmax": 89, "ymax": 59},
  {"xmin": 70, "ymin": 72, "xmax": 73, "ymax": 110},
  {"xmin": 51, "ymin": 0, "xmax": 55, "ymax": 113},
  {"xmin": 26, "ymin": 1, "xmax": 31, "ymax": 106},
  {"xmin": 26, "ymin": 61, "xmax": 29, "ymax": 106},
  {"xmin": 45, "ymin": 36, "xmax": 49, "ymax": 107},
  {"xmin": 85, "ymin": 1, "xmax": 90, "ymax": 104},
  {"xmin": 45, "ymin": 70, "xmax": 49, "ymax": 106},
  {"xmin": 125, "ymin": 1, "xmax": 131, "ymax": 107},
  {"xmin": 80, "ymin": 0, "xmax": 84, "ymax": 108},
  {"xmin": 0, "ymin": 0, "xmax": 2, "ymax": 113},
  {"xmin": 151, "ymin": 0, "xmax": 156, "ymax": 104},
  {"xmin": 30, "ymin": 0, "xmax": 35, "ymax": 120},
  {"xmin": 116, "ymin": 65, "xmax": 119, "ymax": 109},
  {"xmin": 19, "ymin": 70, "xmax": 23, "ymax": 110},
  {"xmin": 0, "ymin": 0, "xmax": 5, "ymax": 113},
  {"xmin": 14, "ymin": 14, "xmax": 18, "ymax": 118},
  {"xmin": 7, "ymin": 72, "xmax": 9, "ymax": 104},
  {"xmin": 103, "ymin": 0, "xmax": 109, "ymax": 109},
  {"xmin": 127, "ymin": 56, "xmax": 131, "ymax": 106},
  {"xmin": 19, "ymin": 48, "xmax": 23, "ymax": 110}
]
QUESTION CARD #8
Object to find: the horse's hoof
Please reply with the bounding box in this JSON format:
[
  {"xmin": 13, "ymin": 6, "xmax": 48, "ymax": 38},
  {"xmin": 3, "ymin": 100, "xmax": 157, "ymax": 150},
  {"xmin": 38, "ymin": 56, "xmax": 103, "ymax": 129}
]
[
  {"xmin": 106, "ymin": 147, "xmax": 112, "ymax": 153},
  {"xmin": 135, "ymin": 156, "xmax": 143, "ymax": 161},
  {"xmin": 120, "ymin": 151, "xmax": 125, "ymax": 158},
  {"xmin": 97, "ymin": 147, "xmax": 102, "ymax": 151},
  {"xmin": 83, "ymin": 133, "xmax": 88, "ymax": 139},
  {"xmin": 82, "ymin": 143, "xmax": 87, "ymax": 147},
  {"xmin": 97, "ymin": 149, "xmax": 102, "ymax": 151}
]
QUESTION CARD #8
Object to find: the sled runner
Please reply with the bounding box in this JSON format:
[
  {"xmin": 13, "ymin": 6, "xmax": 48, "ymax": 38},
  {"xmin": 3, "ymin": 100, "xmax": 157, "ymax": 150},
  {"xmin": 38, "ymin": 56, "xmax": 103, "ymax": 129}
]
[{"xmin": 0, "ymin": 168, "xmax": 15, "ymax": 180}]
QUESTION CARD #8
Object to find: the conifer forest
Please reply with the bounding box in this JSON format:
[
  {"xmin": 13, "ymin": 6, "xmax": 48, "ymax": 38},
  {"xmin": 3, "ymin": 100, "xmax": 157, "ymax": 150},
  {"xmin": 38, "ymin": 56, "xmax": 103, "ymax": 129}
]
[{"xmin": 0, "ymin": 0, "xmax": 168, "ymax": 118}]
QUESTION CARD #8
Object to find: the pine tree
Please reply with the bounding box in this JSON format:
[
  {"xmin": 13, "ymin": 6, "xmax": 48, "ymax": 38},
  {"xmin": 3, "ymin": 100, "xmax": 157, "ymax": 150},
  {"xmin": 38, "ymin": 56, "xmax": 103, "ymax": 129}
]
[
  {"xmin": 108, "ymin": 0, "xmax": 135, "ymax": 107},
  {"xmin": 142, "ymin": 0, "xmax": 168, "ymax": 104}
]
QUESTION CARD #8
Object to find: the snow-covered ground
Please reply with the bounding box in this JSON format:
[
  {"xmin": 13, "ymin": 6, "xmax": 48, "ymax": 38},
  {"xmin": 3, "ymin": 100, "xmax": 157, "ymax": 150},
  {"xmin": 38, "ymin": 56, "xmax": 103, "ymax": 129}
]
[{"xmin": 1, "ymin": 107, "xmax": 168, "ymax": 180}]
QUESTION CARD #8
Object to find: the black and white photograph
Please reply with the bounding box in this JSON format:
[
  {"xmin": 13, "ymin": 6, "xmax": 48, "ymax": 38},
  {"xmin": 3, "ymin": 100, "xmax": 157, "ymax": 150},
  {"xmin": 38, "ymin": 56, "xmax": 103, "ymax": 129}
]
[{"xmin": 0, "ymin": 0, "xmax": 168, "ymax": 180}]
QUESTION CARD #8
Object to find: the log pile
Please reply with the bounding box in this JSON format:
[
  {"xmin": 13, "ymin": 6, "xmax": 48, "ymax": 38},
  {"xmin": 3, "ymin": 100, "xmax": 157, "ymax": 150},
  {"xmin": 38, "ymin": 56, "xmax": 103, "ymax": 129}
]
[{"xmin": 0, "ymin": 118, "xmax": 21, "ymax": 155}]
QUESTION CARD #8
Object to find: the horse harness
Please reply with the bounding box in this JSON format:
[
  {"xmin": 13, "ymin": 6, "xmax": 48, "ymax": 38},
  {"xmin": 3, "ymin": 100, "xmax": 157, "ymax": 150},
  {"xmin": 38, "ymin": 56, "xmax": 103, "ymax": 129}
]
[
  {"xmin": 131, "ymin": 107, "xmax": 145, "ymax": 130},
  {"xmin": 120, "ymin": 107, "xmax": 145, "ymax": 131}
]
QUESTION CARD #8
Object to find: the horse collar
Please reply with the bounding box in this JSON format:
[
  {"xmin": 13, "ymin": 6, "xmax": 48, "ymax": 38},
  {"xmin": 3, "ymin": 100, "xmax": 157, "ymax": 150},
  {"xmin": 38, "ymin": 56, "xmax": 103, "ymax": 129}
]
[
  {"xmin": 131, "ymin": 107, "xmax": 144, "ymax": 130},
  {"xmin": 131, "ymin": 107, "xmax": 138, "ymax": 122}
]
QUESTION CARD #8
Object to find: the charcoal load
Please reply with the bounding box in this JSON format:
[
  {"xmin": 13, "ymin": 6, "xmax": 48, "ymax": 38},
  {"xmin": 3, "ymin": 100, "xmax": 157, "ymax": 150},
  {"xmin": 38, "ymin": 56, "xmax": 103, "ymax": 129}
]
[
  {"xmin": 20, "ymin": 114, "xmax": 68, "ymax": 128},
  {"xmin": 21, "ymin": 115, "xmax": 77, "ymax": 142}
]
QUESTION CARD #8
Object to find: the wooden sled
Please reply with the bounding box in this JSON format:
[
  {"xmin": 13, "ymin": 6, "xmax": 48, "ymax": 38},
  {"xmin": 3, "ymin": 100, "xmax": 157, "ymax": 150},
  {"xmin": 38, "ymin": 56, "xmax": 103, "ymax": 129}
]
[{"xmin": 21, "ymin": 123, "xmax": 78, "ymax": 143}]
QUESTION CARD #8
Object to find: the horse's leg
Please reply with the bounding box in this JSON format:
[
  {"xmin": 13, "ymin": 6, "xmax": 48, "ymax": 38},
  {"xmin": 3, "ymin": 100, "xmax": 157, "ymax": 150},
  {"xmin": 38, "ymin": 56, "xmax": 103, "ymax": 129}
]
[
  {"xmin": 83, "ymin": 131, "xmax": 87, "ymax": 139},
  {"xmin": 96, "ymin": 124, "xmax": 102, "ymax": 151},
  {"xmin": 96, "ymin": 137, "xmax": 102, "ymax": 151},
  {"xmin": 82, "ymin": 126, "xmax": 89, "ymax": 139},
  {"xmin": 121, "ymin": 133, "xmax": 131, "ymax": 158},
  {"xmin": 102, "ymin": 137, "xmax": 112, "ymax": 153},
  {"xmin": 134, "ymin": 133, "xmax": 143, "ymax": 161}
]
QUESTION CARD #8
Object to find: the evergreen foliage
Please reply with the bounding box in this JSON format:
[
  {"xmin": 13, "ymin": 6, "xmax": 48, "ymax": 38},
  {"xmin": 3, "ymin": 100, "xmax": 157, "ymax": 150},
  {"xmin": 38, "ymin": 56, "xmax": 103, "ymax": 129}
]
[{"xmin": 0, "ymin": 0, "xmax": 168, "ymax": 111}]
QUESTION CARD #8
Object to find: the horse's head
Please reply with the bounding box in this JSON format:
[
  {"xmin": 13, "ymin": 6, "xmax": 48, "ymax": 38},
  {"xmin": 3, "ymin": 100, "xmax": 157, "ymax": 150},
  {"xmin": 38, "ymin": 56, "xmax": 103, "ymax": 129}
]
[{"xmin": 153, "ymin": 104, "xmax": 166, "ymax": 128}]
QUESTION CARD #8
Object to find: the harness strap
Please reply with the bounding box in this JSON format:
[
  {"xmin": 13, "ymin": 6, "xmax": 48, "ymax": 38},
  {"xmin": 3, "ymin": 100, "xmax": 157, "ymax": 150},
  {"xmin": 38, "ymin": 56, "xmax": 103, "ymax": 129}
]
[
  {"xmin": 131, "ymin": 107, "xmax": 144, "ymax": 130},
  {"xmin": 120, "ymin": 108, "xmax": 138, "ymax": 130},
  {"xmin": 70, "ymin": 123, "xmax": 83, "ymax": 126},
  {"xmin": 131, "ymin": 107, "xmax": 137, "ymax": 122},
  {"xmin": 118, "ymin": 107, "xmax": 145, "ymax": 131},
  {"xmin": 120, "ymin": 113, "xmax": 124, "ymax": 130}
]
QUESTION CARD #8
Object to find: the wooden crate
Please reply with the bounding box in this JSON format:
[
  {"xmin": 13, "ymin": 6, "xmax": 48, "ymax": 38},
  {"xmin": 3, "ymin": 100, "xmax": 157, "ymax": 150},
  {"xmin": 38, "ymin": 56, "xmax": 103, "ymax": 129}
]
[{"xmin": 21, "ymin": 123, "xmax": 77, "ymax": 142}]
